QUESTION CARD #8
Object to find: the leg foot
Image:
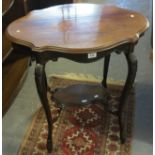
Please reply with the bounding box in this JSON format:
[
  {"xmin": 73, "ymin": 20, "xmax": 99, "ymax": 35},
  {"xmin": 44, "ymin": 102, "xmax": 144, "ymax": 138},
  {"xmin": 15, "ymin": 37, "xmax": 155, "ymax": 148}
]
[
  {"xmin": 119, "ymin": 111, "xmax": 127, "ymax": 144},
  {"xmin": 47, "ymin": 139, "xmax": 52, "ymax": 153}
]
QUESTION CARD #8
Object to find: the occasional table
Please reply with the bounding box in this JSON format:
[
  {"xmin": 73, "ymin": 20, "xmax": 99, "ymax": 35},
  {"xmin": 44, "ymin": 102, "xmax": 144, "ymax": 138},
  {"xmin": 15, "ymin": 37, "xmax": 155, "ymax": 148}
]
[{"xmin": 6, "ymin": 3, "xmax": 149, "ymax": 153}]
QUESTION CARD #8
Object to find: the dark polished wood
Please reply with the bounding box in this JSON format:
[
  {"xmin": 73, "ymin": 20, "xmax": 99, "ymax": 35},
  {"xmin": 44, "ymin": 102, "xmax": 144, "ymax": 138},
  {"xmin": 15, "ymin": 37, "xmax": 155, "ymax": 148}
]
[
  {"xmin": 6, "ymin": 4, "xmax": 149, "ymax": 53},
  {"xmin": 102, "ymin": 54, "xmax": 111, "ymax": 88},
  {"xmin": 35, "ymin": 63, "xmax": 52, "ymax": 152},
  {"xmin": 53, "ymin": 84, "xmax": 109, "ymax": 107},
  {"xmin": 119, "ymin": 44, "xmax": 137, "ymax": 143},
  {"xmin": 6, "ymin": 3, "xmax": 149, "ymax": 153}
]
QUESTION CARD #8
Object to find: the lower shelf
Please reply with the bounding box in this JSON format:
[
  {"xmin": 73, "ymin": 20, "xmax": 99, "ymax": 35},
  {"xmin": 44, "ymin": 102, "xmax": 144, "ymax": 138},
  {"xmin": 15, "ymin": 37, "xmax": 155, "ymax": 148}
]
[{"xmin": 52, "ymin": 83, "xmax": 109, "ymax": 107}]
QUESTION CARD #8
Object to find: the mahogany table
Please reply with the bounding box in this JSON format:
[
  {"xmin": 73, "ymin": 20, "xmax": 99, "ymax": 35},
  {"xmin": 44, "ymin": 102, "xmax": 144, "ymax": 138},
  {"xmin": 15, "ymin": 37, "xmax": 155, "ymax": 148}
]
[{"xmin": 6, "ymin": 3, "xmax": 149, "ymax": 153}]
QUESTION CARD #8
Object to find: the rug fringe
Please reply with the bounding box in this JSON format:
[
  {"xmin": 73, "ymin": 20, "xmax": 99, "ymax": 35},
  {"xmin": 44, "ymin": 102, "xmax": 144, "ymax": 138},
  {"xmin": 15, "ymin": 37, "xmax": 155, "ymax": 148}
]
[{"xmin": 48, "ymin": 72, "xmax": 125, "ymax": 86}]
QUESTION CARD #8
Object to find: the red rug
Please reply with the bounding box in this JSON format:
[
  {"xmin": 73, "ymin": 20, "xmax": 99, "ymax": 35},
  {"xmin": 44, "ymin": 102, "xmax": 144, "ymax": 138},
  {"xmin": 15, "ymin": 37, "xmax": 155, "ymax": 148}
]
[{"xmin": 18, "ymin": 77, "xmax": 135, "ymax": 155}]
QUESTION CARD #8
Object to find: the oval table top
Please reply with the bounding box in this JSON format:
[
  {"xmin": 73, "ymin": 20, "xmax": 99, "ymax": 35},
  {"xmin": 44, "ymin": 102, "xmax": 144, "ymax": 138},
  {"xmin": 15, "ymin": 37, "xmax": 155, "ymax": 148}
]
[{"xmin": 6, "ymin": 3, "xmax": 149, "ymax": 54}]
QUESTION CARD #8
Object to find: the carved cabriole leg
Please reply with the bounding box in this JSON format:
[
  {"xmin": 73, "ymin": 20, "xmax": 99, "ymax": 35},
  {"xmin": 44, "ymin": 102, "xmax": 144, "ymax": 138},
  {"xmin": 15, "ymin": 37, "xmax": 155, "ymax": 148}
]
[
  {"xmin": 102, "ymin": 54, "xmax": 111, "ymax": 88},
  {"xmin": 43, "ymin": 69, "xmax": 49, "ymax": 92},
  {"xmin": 35, "ymin": 63, "xmax": 53, "ymax": 153},
  {"xmin": 119, "ymin": 44, "xmax": 137, "ymax": 143}
]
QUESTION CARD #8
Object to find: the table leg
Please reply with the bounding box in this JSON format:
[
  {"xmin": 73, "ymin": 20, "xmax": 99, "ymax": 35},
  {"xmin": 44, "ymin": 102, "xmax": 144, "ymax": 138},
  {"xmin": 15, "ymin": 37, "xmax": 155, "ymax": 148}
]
[
  {"xmin": 119, "ymin": 45, "xmax": 137, "ymax": 143},
  {"xmin": 35, "ymin": 63, "xmax": 53, "ymax": 153},
  {"xmin": 102, "ymin": 54, "xmax": 111, "ymax": 88},
  {"xmin": 43, "ymin": 68, "xmax": 49, "ymax": 91}
]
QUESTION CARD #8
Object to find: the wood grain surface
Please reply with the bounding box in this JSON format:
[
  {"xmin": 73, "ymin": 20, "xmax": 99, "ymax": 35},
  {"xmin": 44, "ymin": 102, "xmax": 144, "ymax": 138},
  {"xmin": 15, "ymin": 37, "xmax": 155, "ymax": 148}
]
[{"xmin": 6, "ymin": 3, "xmax": 149, "ymax": 53}]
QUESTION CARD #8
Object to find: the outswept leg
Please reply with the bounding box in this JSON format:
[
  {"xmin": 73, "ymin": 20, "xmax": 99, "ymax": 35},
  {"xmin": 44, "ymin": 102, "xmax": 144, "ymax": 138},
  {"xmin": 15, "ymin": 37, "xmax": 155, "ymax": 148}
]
[
  {"xmin": 35, "ymin": 63, "xmax": 53, "ymax": 153},
  {"xmin": 119, "ymin": 45, "xmax": 137, "ymax": 143}
]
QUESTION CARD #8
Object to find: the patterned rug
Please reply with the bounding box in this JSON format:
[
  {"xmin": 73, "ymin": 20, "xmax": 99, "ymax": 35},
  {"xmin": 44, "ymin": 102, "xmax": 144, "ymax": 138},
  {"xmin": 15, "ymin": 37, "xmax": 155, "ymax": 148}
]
[{"xmin": 18, "ymin": 77, "xmax": 135, "ymax": 155}]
